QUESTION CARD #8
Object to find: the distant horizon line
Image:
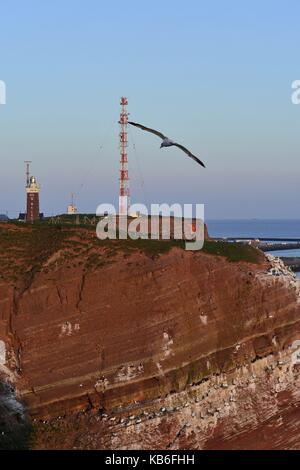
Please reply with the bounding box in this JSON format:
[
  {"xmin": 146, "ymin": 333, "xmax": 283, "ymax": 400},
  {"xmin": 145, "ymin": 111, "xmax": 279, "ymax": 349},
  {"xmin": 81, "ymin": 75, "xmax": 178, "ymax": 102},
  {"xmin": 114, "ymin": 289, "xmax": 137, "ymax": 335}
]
[
  {"xmin": 207, "ymin": 218, "xmax": 300, "ymax": 222},
  {"xmin": 1, "ymin": 212, "xmax": 300, "ymax": 223}
]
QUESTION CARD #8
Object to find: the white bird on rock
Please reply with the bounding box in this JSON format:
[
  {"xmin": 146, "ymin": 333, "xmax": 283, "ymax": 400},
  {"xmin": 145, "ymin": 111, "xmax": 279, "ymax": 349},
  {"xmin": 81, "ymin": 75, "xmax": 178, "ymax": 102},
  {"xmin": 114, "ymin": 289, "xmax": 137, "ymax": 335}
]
[{"xmin": 128, "ymin": 121, "xmax": 206, "ymax": 168}]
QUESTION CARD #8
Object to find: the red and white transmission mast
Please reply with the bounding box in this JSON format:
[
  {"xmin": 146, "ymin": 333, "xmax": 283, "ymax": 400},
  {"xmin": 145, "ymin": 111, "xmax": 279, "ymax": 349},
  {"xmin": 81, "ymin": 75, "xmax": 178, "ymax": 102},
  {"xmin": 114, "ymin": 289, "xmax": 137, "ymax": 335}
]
[{"xmin": 119, "ymin": 97, "xmax": 130, "ymax": 215}]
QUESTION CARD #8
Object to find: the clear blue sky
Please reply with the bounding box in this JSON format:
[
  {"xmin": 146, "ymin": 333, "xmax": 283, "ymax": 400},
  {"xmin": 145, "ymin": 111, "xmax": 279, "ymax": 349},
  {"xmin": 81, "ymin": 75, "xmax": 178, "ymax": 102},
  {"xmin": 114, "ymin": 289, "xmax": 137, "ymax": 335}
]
[{"xmin": 0, "ymin": 0, "xmax": 299, "ymax": 218}]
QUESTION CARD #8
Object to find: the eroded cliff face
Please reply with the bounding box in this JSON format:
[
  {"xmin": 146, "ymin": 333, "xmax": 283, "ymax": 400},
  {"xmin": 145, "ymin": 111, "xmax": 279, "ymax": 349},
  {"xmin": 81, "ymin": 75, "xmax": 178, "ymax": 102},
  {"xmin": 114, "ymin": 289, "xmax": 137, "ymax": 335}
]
[{"xmin": 0, "ymin": 223, "xmax": 300, "ymax": 449}]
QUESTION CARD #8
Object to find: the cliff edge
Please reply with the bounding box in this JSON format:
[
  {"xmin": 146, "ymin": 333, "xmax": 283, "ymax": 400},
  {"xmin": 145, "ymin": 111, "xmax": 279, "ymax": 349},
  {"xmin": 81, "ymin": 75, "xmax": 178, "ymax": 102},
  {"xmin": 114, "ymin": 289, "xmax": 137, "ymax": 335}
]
[{"xmin": 0, "ymin": 222, "xmax": 300, "ymax": 449}]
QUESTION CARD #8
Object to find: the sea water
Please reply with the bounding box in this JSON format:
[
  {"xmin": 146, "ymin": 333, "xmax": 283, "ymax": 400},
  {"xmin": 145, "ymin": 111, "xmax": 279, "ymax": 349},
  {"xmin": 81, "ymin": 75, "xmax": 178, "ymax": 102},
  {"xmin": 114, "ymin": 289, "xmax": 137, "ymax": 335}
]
[
  {"xmin": 207, "ymin": 219, "xmax": 300, "ymax": 279},
  {"xmin": 207, "ymin": 219, "xmax": 300, "ymax": 239}
]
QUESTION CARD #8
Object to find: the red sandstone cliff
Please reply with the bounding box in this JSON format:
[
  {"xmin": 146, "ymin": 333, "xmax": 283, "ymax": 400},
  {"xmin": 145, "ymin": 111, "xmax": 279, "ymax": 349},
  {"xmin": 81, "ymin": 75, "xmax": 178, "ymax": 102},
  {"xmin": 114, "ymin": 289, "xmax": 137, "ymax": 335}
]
[{"xmin": 0, "ymin": 223, "xmax": 300, "ymax": 449}]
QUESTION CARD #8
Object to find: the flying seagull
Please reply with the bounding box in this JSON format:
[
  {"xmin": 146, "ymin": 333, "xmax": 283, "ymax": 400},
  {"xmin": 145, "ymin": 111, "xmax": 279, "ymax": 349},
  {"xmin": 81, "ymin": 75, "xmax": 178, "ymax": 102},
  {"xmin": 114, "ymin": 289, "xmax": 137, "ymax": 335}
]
[{"xmin": 128, "ymin": 121, "xmax": 206, "ymax": 168}]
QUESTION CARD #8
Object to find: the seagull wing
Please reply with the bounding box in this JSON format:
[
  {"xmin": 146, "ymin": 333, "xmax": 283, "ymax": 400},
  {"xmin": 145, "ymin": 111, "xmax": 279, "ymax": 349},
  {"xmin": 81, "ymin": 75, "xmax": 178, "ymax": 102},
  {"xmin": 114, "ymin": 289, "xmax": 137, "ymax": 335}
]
[
  {"xmin": 128, "ymin": 121, "xmax": 167, "ymax": 140},
  {"xmin": 172, "ymin": 143, "xmax": 206, "ymax": 168}
]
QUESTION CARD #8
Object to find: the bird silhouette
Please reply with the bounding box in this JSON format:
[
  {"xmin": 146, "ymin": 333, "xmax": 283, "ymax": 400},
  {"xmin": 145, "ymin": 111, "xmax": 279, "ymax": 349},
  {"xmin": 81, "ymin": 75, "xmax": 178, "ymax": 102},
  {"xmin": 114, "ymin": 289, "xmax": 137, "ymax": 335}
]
[{"xmin": 128, "ymin": 121, "xmax": 206, "ymax": 168}]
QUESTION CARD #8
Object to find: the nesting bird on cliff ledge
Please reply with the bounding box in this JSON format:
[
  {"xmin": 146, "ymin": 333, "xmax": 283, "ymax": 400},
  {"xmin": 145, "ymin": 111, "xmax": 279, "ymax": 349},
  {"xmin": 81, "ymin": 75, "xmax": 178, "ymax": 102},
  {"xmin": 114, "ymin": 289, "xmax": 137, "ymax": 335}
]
[{"xmin": 128, "ymin": 121, "xmax": 206, "ymax": 168}]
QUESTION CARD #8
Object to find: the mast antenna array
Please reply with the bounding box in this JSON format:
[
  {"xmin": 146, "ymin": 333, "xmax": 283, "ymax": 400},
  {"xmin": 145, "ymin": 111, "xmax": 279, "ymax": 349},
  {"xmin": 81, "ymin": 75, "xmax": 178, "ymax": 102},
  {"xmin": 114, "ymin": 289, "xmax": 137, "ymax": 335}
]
[{"xmin": 119, "ymin": 97, "xmax": 130, "ymax": 215}]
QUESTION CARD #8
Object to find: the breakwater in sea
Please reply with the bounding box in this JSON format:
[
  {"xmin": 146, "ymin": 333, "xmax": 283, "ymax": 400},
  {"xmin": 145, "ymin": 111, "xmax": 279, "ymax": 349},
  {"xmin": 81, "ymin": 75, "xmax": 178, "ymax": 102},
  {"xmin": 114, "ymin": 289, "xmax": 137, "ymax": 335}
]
[
  {"xmin": 279, "ymin": 258, "xmax": 300, "ymax": 272},
  {"xmin": 260, "ymin": 242, "xmax": 300, "ymax": 252}
]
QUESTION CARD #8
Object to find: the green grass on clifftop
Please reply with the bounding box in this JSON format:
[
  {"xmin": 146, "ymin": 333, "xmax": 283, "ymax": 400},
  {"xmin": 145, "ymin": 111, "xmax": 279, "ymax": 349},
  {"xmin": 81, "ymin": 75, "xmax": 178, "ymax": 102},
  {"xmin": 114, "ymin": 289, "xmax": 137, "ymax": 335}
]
[
  {"xmin": 0, "ymin": 223, "xmax": 263, "ymax": 283},
  {"xmin": 202, "ymin": 240, "xmax": 264, "ymax": 264}
]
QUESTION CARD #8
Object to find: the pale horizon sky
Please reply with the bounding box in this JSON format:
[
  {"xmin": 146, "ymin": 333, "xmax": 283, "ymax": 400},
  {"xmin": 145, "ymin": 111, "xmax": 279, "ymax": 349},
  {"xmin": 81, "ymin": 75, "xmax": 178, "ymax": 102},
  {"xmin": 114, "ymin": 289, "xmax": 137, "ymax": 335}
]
[{"xmin": 0, "ymin": 0, "xmax": 300, "ymax": 219}]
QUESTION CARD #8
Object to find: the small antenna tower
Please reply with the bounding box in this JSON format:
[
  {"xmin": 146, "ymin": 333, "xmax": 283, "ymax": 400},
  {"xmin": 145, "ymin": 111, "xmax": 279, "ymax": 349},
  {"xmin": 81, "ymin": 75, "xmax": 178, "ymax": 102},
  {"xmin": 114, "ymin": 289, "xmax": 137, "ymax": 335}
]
[{"xmin": 24, "ymin": 161, "xmax": 32, "ymax": 187}]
